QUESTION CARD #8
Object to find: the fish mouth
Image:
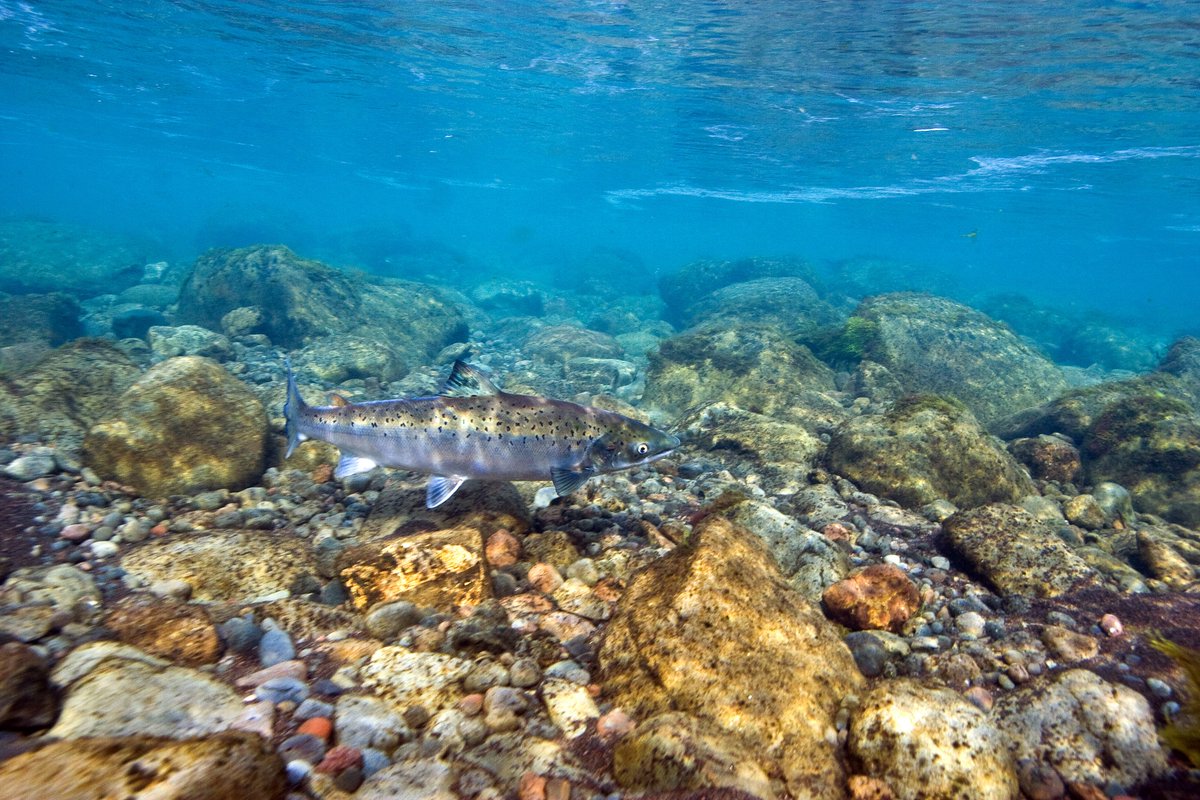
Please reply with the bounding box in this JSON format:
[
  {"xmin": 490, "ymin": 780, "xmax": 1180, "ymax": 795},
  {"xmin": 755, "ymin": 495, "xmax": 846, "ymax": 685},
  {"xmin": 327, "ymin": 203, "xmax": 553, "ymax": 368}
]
[{"xmin": 644, "ymin": 448, "xmax": 677, "ymax": 465}]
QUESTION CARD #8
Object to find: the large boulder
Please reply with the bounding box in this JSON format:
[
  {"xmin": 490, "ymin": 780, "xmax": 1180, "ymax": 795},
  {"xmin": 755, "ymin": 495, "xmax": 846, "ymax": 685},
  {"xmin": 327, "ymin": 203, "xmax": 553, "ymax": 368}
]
[
  {"xmin": 826, "ymin": 395, "xmax": 1035, "ymax": 510},
  {"xmin": 0, "ymin": 292, "xmax": 82, "ymax": 348},
  {"xmin": 943, "ymin": 504, "xmax": 1098, "ymax": 598},
  {"xmin": 683, "ymin": 276, "xmax": 841, "ymax": 336},
  {"xmin": 994, "ymin": 669, "xmax": 1168, "ymax": 789},
  {"xmin": 598, "ymin": 515, "xmax": 864, "ymax": 800},
  {"xmin": 176, "ymin": 245, "xmax": 468, "ymax": 380},
  {"xmin": 644, "ymin": 323, "xmax": 844, "ymax": 428},
  {"xmin": 658, "ymin": 256, "xmax": 814, "ymax": 326},
  {"xmin": 0, "ymin": 339, "xmax": 140, "ymax": 448},
  {"xmin": 848, "ymin": 680, "xmax": 1018, "ymax": 800},
  {"xmin": 851, "ymin": 294, "xmax": 1067, "ymax": 425},
  {"xmin": 0, "ymin": 731, "xmax": 286, "ymax": 800},
  {"xmin": 83, "ymin": 356, "xmax": 268, "ymax": 497},
  {"xmin": 337, "ymin": 527, "xmax": 491, "ymax": 613},
  {"xmin": 0, "ymin": 219, "xmax": 152, "ymax": 298}
]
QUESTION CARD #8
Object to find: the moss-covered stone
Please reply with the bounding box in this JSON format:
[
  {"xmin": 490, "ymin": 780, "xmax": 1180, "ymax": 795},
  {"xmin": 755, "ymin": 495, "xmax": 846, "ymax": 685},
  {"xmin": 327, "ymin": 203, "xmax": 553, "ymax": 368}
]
[
  {"xmin": 826, "ymin": 394, "xmax": 1035, "ymax": 509},
  {"xmin": 177, "ymin": 245, "xmax": 468, "ymax": 380},
  {"xmin": 854, "ymin": 293, "xmax": 1067, "ymax": 425},
  {"xmin": 0, "ymin": 339, "xmax": 141, "ymax": 448},
  {"xmin": 522, "ymin": 324, "xmax": 623, "ymax": 363},
  {"xmin": 644, "ymin": 323, "xmax": 843, "ymax": 428},
  {"xmin": 0, "ymin": 291, "xmax": 82, "ymax": 348},
  {"xmin": 683, "ymin": 276, "xmax": 841, "ymax": 336},
  {"xmin": 658, "ymin": 256, "xmax": 814, "ymax": 326},
  {"xmin": 84, "ymin": 356, "xmax": 268, "ymax": 497},
  {"xmin": 599, "ymin": 515, "xmax": 863, "ymax": 800}
]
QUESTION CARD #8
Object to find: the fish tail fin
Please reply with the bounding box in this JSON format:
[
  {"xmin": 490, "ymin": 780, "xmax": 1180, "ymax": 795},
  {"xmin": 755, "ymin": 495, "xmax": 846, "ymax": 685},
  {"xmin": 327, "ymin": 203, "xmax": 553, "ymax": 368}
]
[{"xmin": 284, "ymin": 356, "xmax": 307, "ymax": 458}]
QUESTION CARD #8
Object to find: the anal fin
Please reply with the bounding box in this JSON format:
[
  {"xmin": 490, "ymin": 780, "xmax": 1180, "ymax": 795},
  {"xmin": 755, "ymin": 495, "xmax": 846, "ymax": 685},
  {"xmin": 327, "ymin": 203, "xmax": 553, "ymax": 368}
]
[
  {"xmin": 334, "ymin": 454, "xmax": 378, "ymax": 480},
  {"xmin": 551, "ymin": 466, "xmax": 595, "ymax": 497},
  {"xmin": 427, "ymin": 475, "xmax": 467, "ymax": 508}
]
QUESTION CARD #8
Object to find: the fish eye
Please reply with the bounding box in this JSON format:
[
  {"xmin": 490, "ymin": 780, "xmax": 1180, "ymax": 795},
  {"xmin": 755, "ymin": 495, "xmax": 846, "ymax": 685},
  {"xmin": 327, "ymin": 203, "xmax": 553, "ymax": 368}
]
[{"xmin": 636, "ymin": 442, "xmax": 649, "ymax": 455}]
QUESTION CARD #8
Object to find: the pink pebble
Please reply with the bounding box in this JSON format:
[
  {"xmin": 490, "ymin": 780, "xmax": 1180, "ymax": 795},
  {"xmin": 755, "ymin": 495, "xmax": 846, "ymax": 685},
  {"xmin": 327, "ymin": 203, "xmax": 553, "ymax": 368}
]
[
  {"xmin": 528, "ymin": 562, "xmax": 564, "ymax": 594},
  {"xmin": 316, "ymin": 745, "xmax": 362, "ymax": 774},
  {"xmin": 235, "ymin": 659, "xmax": 308, "ymax": 688},
  {"xmin": 60, "ymin": 523, "xmax": 92, "ymax": 542},
  {"xmin": 458, "ymin": 693, "xmax": 484, "ymax": 716},
  {"xmin": 596, "ymin": 708, "xmax": 635, "ymax": 741},
  {"xmin": 1099, "ymin": 613, "xmax": 1123, "ymax": 637}
]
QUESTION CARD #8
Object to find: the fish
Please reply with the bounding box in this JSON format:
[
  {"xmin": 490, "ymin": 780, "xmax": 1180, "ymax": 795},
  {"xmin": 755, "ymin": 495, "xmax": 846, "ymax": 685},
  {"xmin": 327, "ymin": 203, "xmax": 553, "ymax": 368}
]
[{"xmin": 284, "ymin": 359, "xmax": 680, "ymax": 508}]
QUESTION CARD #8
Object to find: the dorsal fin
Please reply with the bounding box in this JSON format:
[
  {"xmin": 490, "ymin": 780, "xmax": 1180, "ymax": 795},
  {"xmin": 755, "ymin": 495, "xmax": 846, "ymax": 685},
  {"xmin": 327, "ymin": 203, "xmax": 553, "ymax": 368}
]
[
  {"xmin": 440, "ymin": 361, "xmax": 500, "ymax": 397},
  {"xmin": 329, "ymin": 393, "xmax": 352, "ymax": 407}
]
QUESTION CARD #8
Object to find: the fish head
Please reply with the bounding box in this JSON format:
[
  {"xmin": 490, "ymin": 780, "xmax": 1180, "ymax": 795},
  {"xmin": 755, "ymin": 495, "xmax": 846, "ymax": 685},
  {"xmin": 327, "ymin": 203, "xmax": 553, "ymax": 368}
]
[{"xmin": 591, "ymin": 417, "xmax": 681, "ymax": 472}]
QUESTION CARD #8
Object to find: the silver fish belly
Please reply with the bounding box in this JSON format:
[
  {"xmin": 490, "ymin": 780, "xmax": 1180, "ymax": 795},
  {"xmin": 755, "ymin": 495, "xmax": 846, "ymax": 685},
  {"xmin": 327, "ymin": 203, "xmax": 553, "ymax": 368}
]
[{"xmin": 284, "ymin": 360, "xmax": 679, "ymax": 508}]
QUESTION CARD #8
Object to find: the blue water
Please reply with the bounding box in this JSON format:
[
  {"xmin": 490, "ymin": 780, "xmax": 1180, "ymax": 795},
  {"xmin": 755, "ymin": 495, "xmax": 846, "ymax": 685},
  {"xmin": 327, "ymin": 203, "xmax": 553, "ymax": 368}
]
[{"xmin": 2, "ymin": 1, "xmax": 1198, "ymax": 332}]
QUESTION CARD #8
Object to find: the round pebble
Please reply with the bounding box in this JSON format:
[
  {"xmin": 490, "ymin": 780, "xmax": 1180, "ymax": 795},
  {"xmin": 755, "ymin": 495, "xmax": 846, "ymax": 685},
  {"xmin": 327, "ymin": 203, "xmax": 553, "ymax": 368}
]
[
  {"xmin": 89, "ymin": 540, "xmax": 119, "ymax": 558},
  {"xmin": 279, "ymin": 733, "xmax": 326, "ymax": 765},
  {"xmin": 1146, "ymin": 677, "xmax": 1172, "ymax": 699},
  {"xmin": 509, "ymin": 657, "xmax": 542, "ymax": 688},
  {"xmin": 259, "ymin": 623, "xmax": 296, "ymax": 667},
  {"xmin": 956, "ymin": 611, "xmax": 986, "ymax": 639},
  {"xmin": 255, "ymin": 676, "xmax": 310, "ymax": 705},
  {"xmin": 298, "ymin": 716, "xmax": 333, "ymax": 741},
  {"xmin": 1099, "ymin": 613, "xmax": 1124, "ymax": 637}
]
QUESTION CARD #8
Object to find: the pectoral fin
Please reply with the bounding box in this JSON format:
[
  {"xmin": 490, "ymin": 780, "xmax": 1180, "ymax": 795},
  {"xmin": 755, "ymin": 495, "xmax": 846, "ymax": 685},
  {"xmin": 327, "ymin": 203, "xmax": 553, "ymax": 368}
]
[
  {"xmin": 426, "ymin": 475, "xmax": 467, "ymax": 508},
  {"xmin": 551, "ymin": 466, "xmax": 595, "ymax": 497},
  {"xmin": 335, "ymin": 454, "xmax": 378, "ymax": 480}
]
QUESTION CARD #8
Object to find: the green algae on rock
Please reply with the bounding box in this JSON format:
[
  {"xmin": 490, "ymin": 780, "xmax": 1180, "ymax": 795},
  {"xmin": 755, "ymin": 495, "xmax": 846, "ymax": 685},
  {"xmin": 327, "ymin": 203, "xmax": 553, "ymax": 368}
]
[
  {"xmin": 853, "ymin": 293, "xmax": 1067, "ymax": 425},
  {"xmin": 644, "ymin": 322, "xmax": 842, "ymax": 427},
  {"xmin": 84, "ymin": 356, "xmax": 268, "ymax": 497},
  {"xmin": 942, "ymin": 504, "xmax": 1098, "ymax": 598},
  {"xmin": 826, "ymin": 394, "xmax": 1035, "ymax": 510},
  {"xmin": 598, "ymin": 515, "xmax": 863, "ymax": 800},
  {"xmin": 682, "ymin": 276, "xmax": 842, "ymax": 336}
]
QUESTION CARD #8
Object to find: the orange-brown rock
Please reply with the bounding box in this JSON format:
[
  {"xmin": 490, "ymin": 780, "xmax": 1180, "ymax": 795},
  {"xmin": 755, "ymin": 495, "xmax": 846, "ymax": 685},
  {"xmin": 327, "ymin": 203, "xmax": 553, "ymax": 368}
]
[
  {"xmin": 104, "ymin": 595, "xmax": 221, "ymax": 666},
  {"xmin": 338, "ymin": 526, "xmax": 490, "ymax": 613},
  {"xmin": 0, "ymin": 642, "xmax": 58, "ymax": 730},
  {"xmin": 0, "ymin": 730, "xmax": 286, "ymax": 800},
  {"xmin": 821, "ymin": 564, "xmax": 920, "ymax": 633},
  {"xmin": 485, "ymin": 529, "xmax": 521, "ymax": 568},
  {"xmin": 599, "ymin": 515, "xmax": 864, "ymax": 800}
]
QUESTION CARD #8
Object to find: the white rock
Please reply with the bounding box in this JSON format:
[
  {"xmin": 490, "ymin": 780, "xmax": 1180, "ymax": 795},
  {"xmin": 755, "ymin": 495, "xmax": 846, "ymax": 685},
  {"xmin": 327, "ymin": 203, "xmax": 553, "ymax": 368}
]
[
  {"xmin": 362, "ymin": 647, "xmax": 471, "ymax": 713},
  {"xmin": 334, "ymin": 693, "xmax": 413, "ymax": 751},
  {"xmin": 541, "ymin": 677, "xmax": 599, "ymax": 739}
]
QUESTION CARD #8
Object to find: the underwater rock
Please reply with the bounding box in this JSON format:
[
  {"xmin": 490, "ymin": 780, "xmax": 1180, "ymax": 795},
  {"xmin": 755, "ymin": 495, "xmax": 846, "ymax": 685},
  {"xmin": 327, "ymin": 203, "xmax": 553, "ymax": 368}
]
[
  {"xmin": 48, "ymin": 641, "xmax": 244, "ymax": 739},
  {"xmin": 658, "ymin": 256, "xmax": 813, "ymax": 327},
  {"xmin": 120, "ymin": 529, "xmax": 318, "ymax": 604},
  {"xmin": 822, "ymin": 564, "xmax": 920, "ymax": 634},
  {"xmin": 292, "ymin": 332, "xmax": 407, "ymax": 383},
  {"xmin": 1159, "ymin": 335, "xmax": 1200, "ymax": 397},
  {"xmin": 103, "ymin": 595, "xmax": 221, "ymax": 667},
  {"xmin": 356, "ymin": 478, "xmax": 530, "ymax": 542},
  {"xmin": 337, "ymin": 526, "xmax": 490, "ymax": 613},
  {"xmin": 826, "ymin": 395, "xmax": 1035, "ymax": 510},
  {"xmin": 0, "ymin": 730, "xmax": 286, "ymax": 800},
  {"xmin": 0, "ymin": 338, "xmax": 140, "ymax": 448},
  {"xmin": 599, "ymin": 515, "xmax": 863, "ymax": 800},
  {"xmin": 0, "ymin": 291, "xmax": 83, "ymax": 348},
  {"xmin": 361, "ymin": 647, "xmax": 472, "ymax": 714},
  {"xmin": 469, "ymin": 279, "xmax": 546, "ymax": 317},
  {"xmin": 177, "ymin": 244, "xmax": 468, "ymax": 379},
  {"xmin": 1136, "ymin": 528, "xmax": 1197, "ymax": 587},
  {"xmin": 0, "ymin": 642, "xmax": 59, "ymax": 730},
  {"xmin": 523, "ymin": 324, "xmax": 623, "ymax": 362},
  {"xmin": 111, "ymin": 306, "xmax": 168, "ymax": 341},
  {"xmin": 679, "ymin": 403, "xmax": 826, "ymax": 495},
  {"xmin": 848, "ymin": 679, "xmax": 1018, "ymax": 800},
  {"xmin": 1081, "ymin": 391, "xmax": 1200, "ymax": 528},
  {"xmin": 148, "ymin": 324, "xmax": 233, "ymax": 360},
  {"xmin": 1008, "ymin": 434, "xmax": 1081, "ymax": 484},
  {"xmin": 682, "ymin": 276, "xmax": 841, "ymax": 336},
  {"xmin": 644, "ymin": 322, "xmax": 843, "ymax": 428},
  {"xmin": 852, "ymin": 293, "xmax": 1067, "ymax": 425},
  {"xmin": 942, "ymin": 504, "xmax": 1098, "ymax": 598},
  {"xmin": 0, "ymin": 219, "xmax": 152, "ymax": 298},
  {"xmin": 613, "ymin": 711, "xmax": 777, "ymax": 799},
  {"xmin": 723, "ymin": 497, "xmax": 848, "ymax": 602},
  {"xmin": 994, "ymin": 668, "xmax": 1168, "ymax": 788},
  {"xmin": 84, "ymin": 356, "xmax": 268, "ymax": 497}
]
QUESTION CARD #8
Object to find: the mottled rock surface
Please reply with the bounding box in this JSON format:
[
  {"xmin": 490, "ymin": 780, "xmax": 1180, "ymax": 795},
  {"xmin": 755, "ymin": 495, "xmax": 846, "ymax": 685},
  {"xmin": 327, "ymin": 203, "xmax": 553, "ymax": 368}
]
[
  {"xmin": 848, "ymin": 680, "xmax": 1018, "ymax": 800},
  {"xmin": 822, "ymin": 564, "xmax": 920, "ymax": 634},
  {"xmin": 0, "ymin": 291, "xmax": 82, "ymax": 348},
  {"xmin": 0, "ymin": 731, "xmax": 286, "ymax": 800},
  {"xmin": 853, "ymin": 293, "xmax": 1067, "ymax": 425},
  {"xmin": 827, "ymin": 395, "xmax": 1035, "ymax": 509},
  {"xmin": 0, "ymin": 642, "xmax": 58, "ymax": 730},
  {"xmin": 994, "ymin": 668, "xmax": 1168, "ymax": 788},
  {"xmin": 599, "ymin": 515, "xmax": 863, "ymax": 800},
  {"xmin": 84, "ymin": 356, "xmax": 268, "ymax": 497},
  {"xmin": 942, "ymin": 504, "xmax": 1097, "ymax": 598},
  {"xmin": 724, "ymin": 498, "xmax": 848, "ymax": 602},
  {"xmin": 338, "ymin": 526, "xmax": 490, "ymax": 612},
  {"xmin": 103, "ymin": 595, "xmax": 221, "ymax": 666},
  {"xmin": 0, "ymin": 219, "xmax": 152, "ymax": 298},
  {"xmin": 683, "ymin": 276, "xmax": 840, "ymax": 335}
]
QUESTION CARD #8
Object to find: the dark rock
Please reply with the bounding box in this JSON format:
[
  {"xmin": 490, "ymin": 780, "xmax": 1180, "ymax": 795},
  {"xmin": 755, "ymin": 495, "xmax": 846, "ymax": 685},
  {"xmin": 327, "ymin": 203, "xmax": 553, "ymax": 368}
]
[
  {"xmin": 852, "ymin": 293, "xmax": 1067, "ymax": 425},
  {"xmin": 104, "ymin": 595, "xmax": 221, "ymax": 667},
  {"xmin": 0, "ymin": 292, "xmax": 83, "ymax": 348},
  {"xmin": 827, "ymin": 395, "xmax": 1035, "ymax": 509},
  {"xmin": 1008, "ymin": 434, "xmax": 1081, "ymax": 484},
  {"xmin": 0, "ymin": 642, "xmax": 58, "ymax": 730},
  {"xmin": 111, "ymin": 308, "xmax": 168, "ymax": 341},
  {"xmin": 843, "ymin": 631, "xmax": 891, "ymax": 678}
]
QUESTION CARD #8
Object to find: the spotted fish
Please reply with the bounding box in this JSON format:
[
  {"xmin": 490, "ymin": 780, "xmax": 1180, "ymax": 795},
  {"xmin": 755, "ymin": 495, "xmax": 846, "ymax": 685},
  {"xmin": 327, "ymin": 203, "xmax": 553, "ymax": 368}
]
[{"xmin": 284, "ymin": 360, "xmax": 680, "ymax": 508}]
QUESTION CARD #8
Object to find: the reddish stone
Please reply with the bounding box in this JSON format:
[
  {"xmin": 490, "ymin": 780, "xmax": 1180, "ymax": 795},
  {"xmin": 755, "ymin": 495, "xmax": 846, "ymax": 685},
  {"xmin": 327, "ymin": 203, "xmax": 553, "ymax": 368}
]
[
  {"xmin": 848, "ymin": 775, "xmax": 897, "ymax": 800},
  {"xmin": 297, "ymin": 717, "xmax": 332, "ymax": 741},
  {"xmin": 315, "ymin": 745, "xmax": 362, "ymax": 774},
  {"xmin": 528, "ymin": 563, "xmax": 564, "ymax": 594},
  {"xmin": 518, "ymin": 772, "xmax": 546, "ymax": 800},
  {"xmin": 485, "ymin": 529, "xmax": 521, "ymax": 568},
  {"xmin": 595, "ymin": 708, "xmax": 635, "ymax": 741},
  {"xmin": 821, "ymin": 564, "xmax": 920, "ymax": 633},
  {"xmin": 458, "ymin": 693, "xmax": 484, "ymax": 716}
]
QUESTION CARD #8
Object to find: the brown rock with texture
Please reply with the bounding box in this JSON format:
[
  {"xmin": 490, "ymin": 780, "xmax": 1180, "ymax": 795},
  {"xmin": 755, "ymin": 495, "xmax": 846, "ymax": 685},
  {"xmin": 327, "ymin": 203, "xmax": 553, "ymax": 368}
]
[
  {"xmin": 1008, "ymin": 435, "xmax": 1081, "ymax": 484},
  {"xmin": 0, "ymin": 642, "xmax": 58, "ymax": 730},
  {"xmin": 104, "ymin": 596, "xmax": 221, "ymax": 666},
  {"xmin": 599, "ymin": 515, "xmax": 864, "ymax": 800},
  {"xmin": 338, "ymin": 527, "xmax": 490, "ymax": 613},
  {"xmin": 822, "ymin": 564, "xmax": 920, "ymax": 633},
  {"xmin": 0, "ymin": 730, "xmax": 286, "ymax": 800}
]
